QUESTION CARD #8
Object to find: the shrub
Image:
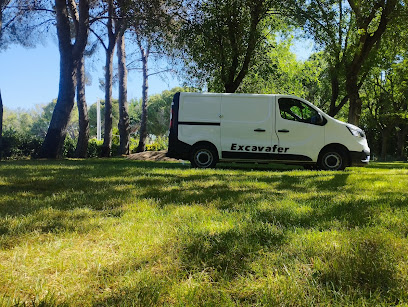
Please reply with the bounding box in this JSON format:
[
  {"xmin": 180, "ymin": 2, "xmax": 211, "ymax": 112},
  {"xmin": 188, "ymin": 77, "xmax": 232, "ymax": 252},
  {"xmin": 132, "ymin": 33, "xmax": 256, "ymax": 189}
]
[
  {"xmin": 0, "ymin": 129, "xmax": 42, "ymax": 159},
  {"xmin": 63, "ymin": 136, "xmax": 76, "ymax": 158},
  {"xmin": 129, "ymin": 138, "xmax": 139, "ymax": 153},
  {"xmin": 87, "ymin": 138, "xmax": 103, "ymax": 158},
  {"xmin": 155, "ymin": 136, "xmax": 168, "ymax": 150},
  {"xmin": 87, "ymin": 138, "xmax": 123, "ymax": 157},
  {"xmin": 146, "ymin": 143, "xmax": 159, "ymax": 151},
  {"xmin": 145, "ymin": 136, "xmax": 168, "ymax": 151}
]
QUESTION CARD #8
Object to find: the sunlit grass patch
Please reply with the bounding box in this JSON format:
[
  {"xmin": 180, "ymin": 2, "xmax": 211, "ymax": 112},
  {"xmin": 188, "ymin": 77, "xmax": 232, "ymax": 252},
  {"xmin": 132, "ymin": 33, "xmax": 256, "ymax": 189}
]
[{"xmin": 0, "ymin": 159, "xmax": 407, "ymax": 305}]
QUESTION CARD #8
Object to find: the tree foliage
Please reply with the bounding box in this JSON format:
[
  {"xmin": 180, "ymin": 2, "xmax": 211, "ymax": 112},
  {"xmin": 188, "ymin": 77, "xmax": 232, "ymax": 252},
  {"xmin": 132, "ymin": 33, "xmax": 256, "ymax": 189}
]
[
  {"xmin": 1, "ymin": 0, "xmax": 407, "ymax": 160},
  {"xmin": 129, "ymin": 87, "xmax": 188, "ymax": 138},
  {"xmin": 286, "ymin": 0, "xmax": 402, "ymax": 125},
  {"xmin": 175, "ymin": 0, "xmax": 281, "ymax": 93}
]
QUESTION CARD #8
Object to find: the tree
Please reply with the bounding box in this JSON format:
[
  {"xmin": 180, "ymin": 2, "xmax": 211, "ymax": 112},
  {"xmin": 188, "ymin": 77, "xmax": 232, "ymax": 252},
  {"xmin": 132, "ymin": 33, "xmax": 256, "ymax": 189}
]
[
  {"xmin": 88, "ymin": 99, "xmax": 119, "ymax": 138},
  {"xmin": 0, "ymin": 90, "xmax": 3, "ymax": 159},
  {"xmin": 361, "ymin": 50, "xmax": 408, "ymax": 160},
  {"xmin": 1, "ymin": 0, "xmax": 54, "ymax": 51},
  {"xmin": 69, "ymin": 1, "xmax": 91, "ymax": 158},
  {"xmin": 134, "ymin": 35, "xmax": 150, "ymax": 152},
  {"xmin": 30, "ymin": 101, "xmax": 79, "ymax": 139},
  {"xmin": 145, "ymin": 88, "xmax": 181, "ymax": 137},
  {"xmin": 40, "ymin": 0, "xmax": 90, "ymax": 158},
  {"xmin": 175, "ymin": 0, "xmax": 279, "ymax": 93},
  {"xmin": 345, "ymin": 0, "xmax": 399, "ymax": 125},
  {"xmin": 239, "ymin": 36, "xmax": 325, "ymax": 101},
  {"xmin": 91, "ymin": 0, "xmax": 127, "ymax": 157},
  {"xmin": 75, "ymin": 53, "xmax": 90, "ymax": 157},
  {"xmin": 126, "ymin": 0, "xmax": 175, "ymax": 152},
  {"xmin": 117, "ymin": 30, "xmax": 130, "ymax": 155},
  {"xmin": 287, "ymin": 0, "xmax": 400, "ymax": 125},
  {"xmin": 129, "ymin": 87, "xmax": 187, "ymax": 137},
  {"xmin": 0, "ymin": 0, "xmax": 8, "ymax": 44}
]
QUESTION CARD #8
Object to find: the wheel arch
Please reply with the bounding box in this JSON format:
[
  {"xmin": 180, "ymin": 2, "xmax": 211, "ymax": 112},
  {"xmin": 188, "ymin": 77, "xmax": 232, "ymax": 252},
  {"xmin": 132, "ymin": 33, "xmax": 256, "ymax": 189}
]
[
  {"xmin": 318, "ymin": 143, "xmax": 351, "ymax": 166},
  {"xmin": 191, "ymin": 141, "xmax": 220, "ymax": 161}
]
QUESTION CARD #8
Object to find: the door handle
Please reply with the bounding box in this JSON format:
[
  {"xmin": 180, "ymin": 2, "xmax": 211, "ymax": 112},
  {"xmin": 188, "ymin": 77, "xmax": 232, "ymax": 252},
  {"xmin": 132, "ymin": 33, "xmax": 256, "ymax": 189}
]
[
  {"xmin": 254, "ymin": 128, "xmax": 266, "ymax": 132},
  {"xmin": 278, "ymin": 129, "xmax": 290, "ymax": 133}
]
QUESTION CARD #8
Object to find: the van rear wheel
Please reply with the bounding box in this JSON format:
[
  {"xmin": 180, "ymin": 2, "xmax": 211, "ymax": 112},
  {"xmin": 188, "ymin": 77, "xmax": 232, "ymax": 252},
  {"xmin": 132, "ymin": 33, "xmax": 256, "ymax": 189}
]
[
  {"xmin": 190, "ymin": 144, "xmax": 218, "ymax": 168},
  {"xmin": 318, "ymin": 148, "xmax": 348, "ymax": 171}
]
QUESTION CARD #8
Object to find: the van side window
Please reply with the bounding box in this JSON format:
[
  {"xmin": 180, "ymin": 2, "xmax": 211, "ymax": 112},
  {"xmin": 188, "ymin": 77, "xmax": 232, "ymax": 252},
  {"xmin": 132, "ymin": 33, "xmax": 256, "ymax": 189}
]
[{"xmin": 278, "ymin": 98, "xmax": 321, "ymax": 125}]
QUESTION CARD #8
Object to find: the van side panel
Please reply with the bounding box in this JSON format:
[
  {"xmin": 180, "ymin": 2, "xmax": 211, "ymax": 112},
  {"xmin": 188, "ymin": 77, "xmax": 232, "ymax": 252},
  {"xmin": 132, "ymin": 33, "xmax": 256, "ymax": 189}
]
[
  {"xmin": 179, "ymin": 93, "xmax": 221, "ymax": 123},
  {"xmin": 220, "ymin": 95, "xmax": 279, "ymax": 160}
]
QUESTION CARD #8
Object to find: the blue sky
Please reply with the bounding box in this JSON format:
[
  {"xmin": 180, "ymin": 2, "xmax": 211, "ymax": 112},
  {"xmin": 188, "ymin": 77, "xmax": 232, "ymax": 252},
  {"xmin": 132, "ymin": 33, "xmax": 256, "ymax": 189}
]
[
  {"xmin": 0, "ymin": 42, "xmax": 181, "ymax": 110},
  {"xmin": 1, "ymin": 39, "xmax": 313, "ymax": 111}
]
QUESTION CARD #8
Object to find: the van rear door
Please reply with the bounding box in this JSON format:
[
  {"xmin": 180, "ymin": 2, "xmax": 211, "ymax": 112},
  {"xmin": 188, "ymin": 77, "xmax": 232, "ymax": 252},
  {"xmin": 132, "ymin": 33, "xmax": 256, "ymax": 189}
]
[
  {"xmin": 220, "ymin": 95, "xmax": 279, "ymax": 160},
  {"xmin": 177, "ymin": 93, "xmax": 221, "ymax": 150}
]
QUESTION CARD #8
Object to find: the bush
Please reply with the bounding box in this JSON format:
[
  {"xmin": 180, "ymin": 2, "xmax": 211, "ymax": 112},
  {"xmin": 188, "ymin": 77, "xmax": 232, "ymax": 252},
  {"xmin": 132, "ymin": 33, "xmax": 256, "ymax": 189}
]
[
  {"xmin": 0, "ymin": 129, "xmax": 42, "ymax": 159},
  {"xmin": 63, "ymin": 136, "xmax": 77, "ymax": 158},
  {"xmin": 129, "ymin": 138, "xmax": 139, "ymax": 153},
  {"xmin": 146, "ymin": 143, "xmax": 159, "ymax": 151},
  {"xmin": 145, "ymin": 136, "xmax": 168, "ymax": 151},
  {"xmin": 87, "ymin": 138, "xmax": 103, "ymax": 158},
  {"xmin": 87, "ymin": 138, "xmax": 122, "ymax": 157}
]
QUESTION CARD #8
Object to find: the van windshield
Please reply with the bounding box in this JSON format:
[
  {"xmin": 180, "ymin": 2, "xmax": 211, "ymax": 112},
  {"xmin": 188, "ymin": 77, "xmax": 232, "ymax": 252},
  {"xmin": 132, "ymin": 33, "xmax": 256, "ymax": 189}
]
[{"xmin": 278, "ymin": 98, "xmax": 321, "ymax": 125}]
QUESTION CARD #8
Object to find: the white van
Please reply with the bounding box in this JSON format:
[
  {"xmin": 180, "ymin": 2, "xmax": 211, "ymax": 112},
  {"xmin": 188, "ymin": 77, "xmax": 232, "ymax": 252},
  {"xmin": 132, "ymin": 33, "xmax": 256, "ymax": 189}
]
[{"xmin": 167, "ymin": 92, "xmax": 370, "ymax": 170}]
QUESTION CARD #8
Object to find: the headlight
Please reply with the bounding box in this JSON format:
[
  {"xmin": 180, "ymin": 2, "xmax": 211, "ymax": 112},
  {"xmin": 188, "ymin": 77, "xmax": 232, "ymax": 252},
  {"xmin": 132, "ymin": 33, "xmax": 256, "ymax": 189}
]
[{"xmin": 347, "ymin": 125, "xmax": 366, "ymax": 138}]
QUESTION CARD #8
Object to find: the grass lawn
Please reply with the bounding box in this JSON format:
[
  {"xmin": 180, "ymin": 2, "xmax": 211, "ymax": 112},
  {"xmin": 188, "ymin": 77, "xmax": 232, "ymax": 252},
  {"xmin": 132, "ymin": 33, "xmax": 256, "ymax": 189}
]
[{"xmin": 0, "ymin": 159, "xmax": 408, "ymax": 306}]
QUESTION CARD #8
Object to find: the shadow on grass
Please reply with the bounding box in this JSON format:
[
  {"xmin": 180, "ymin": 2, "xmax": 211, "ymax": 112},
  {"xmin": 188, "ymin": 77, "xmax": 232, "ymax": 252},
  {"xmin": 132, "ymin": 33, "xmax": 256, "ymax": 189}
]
[
  {"xmin": 367, "ymin": 161, "xmax": 408, "ymax": 169},
  {"xmin": 1, "ymin": 159, "xmax": 404, "ymax": 305},
  {"xmin": 0, "ymin": 158, "xmax": 407, "ymax": 254}
]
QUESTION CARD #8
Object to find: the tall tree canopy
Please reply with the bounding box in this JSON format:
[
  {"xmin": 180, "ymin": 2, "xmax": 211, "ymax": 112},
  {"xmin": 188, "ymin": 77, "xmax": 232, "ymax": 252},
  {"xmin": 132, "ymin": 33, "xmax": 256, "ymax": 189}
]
[
  {"xmin": 286, "ymin": 0, "xmax": 401, "ymax": 125},
  {"xmin": 175, "ymin": 0, "xmax": 279, "ymax": 93}
]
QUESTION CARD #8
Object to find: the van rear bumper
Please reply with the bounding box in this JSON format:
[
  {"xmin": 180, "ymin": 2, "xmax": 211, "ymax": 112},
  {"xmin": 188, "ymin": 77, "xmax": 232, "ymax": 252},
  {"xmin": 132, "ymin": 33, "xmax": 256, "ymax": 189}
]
[
  {"xmin": 350, "ymin": 150, "xmax": 370, "ymax": 166},
  {"xmin": 166, "ymin": 138, "xmax": 192, "ymax": 160}
]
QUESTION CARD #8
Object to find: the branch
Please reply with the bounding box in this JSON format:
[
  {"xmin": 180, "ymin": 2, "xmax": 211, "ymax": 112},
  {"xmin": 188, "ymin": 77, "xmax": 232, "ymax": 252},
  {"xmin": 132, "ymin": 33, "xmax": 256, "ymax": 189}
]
[
  {"xmin": 67, "ymin": 0, "xmax": 79, "ymax": 35},
  {"xmin": 7, "ymin": 5, "xmax": 55, "ymax": 14},
  {"xmin": 147, "ymin": 69, "xmax": 174, "ymax": 77},
  {"xmin": 90, "ymin": 27, "xmax": 107, "ymax": 50}
]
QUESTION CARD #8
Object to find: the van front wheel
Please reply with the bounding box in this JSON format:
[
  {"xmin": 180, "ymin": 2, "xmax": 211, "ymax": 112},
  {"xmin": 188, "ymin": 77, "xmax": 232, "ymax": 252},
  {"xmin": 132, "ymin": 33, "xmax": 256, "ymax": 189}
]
[
  {"xmin": 190, "ymin": 145, "xmax": 218, "ymax": 168},
  {"xmin": 318, "ymin": 149, "xmax": 348, "ymax": 171}
]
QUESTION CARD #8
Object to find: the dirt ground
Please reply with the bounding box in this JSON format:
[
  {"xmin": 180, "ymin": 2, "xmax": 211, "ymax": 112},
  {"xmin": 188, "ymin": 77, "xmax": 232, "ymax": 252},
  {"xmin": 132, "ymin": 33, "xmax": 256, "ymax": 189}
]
[{"xmin": 127, "ymin": 150, "xmax": 180, "ymax": 162}]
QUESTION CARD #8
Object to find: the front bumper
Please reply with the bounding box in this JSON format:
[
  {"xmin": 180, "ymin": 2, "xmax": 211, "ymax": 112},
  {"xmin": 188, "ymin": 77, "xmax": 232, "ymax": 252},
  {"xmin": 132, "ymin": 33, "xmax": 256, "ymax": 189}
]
[{"xmin": 350, "ymin": 150, "xmax": 370, "ymax": 166}]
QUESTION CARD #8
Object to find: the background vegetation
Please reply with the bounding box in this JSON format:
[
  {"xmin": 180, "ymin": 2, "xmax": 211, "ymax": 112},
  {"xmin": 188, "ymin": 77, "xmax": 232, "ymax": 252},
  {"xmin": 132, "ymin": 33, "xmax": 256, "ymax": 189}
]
[{"xmin": 1, "ymin": 0, "xmax": 407, "ymax": 161}]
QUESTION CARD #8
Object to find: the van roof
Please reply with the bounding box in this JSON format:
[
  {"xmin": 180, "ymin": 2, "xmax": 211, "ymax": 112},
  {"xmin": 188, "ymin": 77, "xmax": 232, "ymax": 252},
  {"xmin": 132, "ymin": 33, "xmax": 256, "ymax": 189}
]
[{"xmin": 179, "ymin": 92, "xmax": 301, "ymax": 99}]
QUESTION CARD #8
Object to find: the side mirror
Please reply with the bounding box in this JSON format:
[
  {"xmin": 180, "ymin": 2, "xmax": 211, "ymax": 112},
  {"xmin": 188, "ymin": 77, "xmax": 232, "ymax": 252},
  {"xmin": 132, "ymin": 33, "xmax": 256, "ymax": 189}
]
[
  {"xmin": 311, "ymin": 113, "xmax": 324, "ymax": 125},
  {"xmin": 316, "ymin": 113, "xmax": 324, "ymax": 125}
]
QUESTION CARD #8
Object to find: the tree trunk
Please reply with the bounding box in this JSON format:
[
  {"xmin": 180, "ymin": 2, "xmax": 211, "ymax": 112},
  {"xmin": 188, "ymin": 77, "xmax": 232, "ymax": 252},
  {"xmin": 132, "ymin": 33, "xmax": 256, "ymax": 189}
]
[
  {"xmin": 75, "ymin": 54, "xmax": 89, "ymax": 158},
  {"xmin": 0, "ymin": 90, "xmax": 3, "ymax": 137},
  {"xmin": 346, "ymin": 71, "xmax": 362, "ymax": 125},
  {"xmin": 101, "ymin": 0, "xmax": 116, "ymax": 157},
  {"xmin": 136, "ymin": 44, "xmax": 149, "ymax": 152},
  {"xmin": 344, "ymin": 0, "xmax": 398, "ymax": 126},
  {"xmin": 117, "ymin": 31, "xmax": 130, "ymax": 155},
  {"xmin": 0, "ymin": 89, "xmax": 3, "ymax": 160},
  {"xmin": 222, "ymin": 2, "xmax": 264, "ymax": 93},
  {"xmin": 101, "ymin": 48, "xmax": 114, "ymax": 157},
  {"xmin": 396, "ymin": 125, "xmax": 408, "ymax": 161},
  {"xmin": 40, "ymin": 1, "xmax": 76, "ymax": 158},
  {"xmin": 380, "ymin": 128, "xmax": 392, "ymax": 161},
  {"xmin": 40, "ymin": 0, "xmax": 89, "ymax": 158}
]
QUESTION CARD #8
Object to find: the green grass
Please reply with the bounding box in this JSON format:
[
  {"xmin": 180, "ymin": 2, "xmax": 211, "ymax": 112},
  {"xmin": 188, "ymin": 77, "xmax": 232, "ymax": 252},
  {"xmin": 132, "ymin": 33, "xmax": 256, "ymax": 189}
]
[{"xmin": 0, "ymin": 159, "xmax": 408, "ymax": 306}]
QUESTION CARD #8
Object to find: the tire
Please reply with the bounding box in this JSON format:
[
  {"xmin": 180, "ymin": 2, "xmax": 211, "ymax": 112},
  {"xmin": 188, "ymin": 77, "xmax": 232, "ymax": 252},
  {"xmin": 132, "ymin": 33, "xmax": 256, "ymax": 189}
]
[
  {"xmin": 190, "ymin": 144, "xmax": 218, "ymax": 168},
  {"xmin": 318, "ymin": 148, "xmax": 348, "ymax": 171}
]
